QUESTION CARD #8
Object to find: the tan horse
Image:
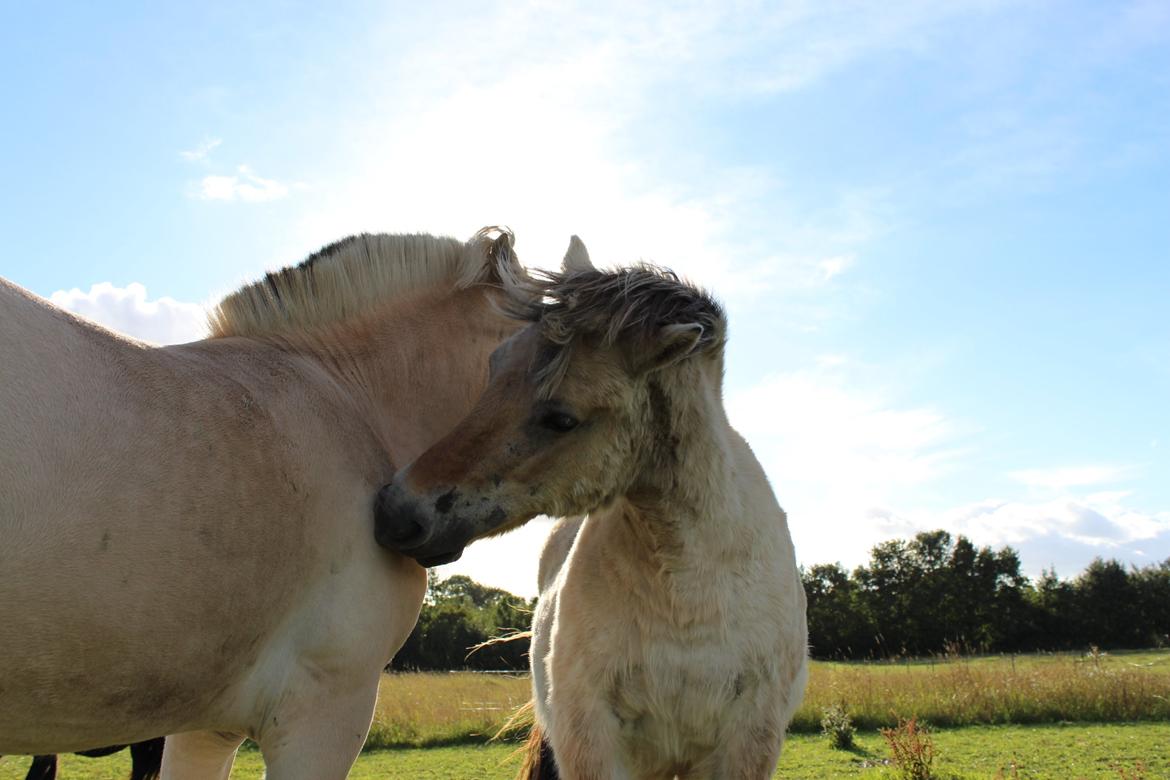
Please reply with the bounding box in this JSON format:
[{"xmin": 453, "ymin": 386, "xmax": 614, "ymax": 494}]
[
  {"xmin": 376, "ymin": 240, "xmax": 809, "ymax": 779},
  {"xmin": 0, "ymin": 229, "xmax": 529, "ymax": 778}
]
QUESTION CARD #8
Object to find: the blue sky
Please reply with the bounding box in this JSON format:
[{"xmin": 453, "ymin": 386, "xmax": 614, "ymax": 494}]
[{"xmin": 2, "ymin": 1, "xmax": 1167, "ymax": 596}]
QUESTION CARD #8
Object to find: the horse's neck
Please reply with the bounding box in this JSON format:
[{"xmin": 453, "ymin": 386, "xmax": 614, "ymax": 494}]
[
  {"xmin": 632, "ymin": 358, "xmax": 737, "ymax": 529},
  {"xmin": 598, "ymin": 361, "xmax": 752, "ymax": 612},
  {"xmin": 260, "ymin": 286, "xmax": 514, "ymax": 469}
]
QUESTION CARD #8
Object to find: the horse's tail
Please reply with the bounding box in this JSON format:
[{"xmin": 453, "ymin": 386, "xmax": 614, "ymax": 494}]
[
  {"xmin": 517, "ymin": 723, "xmax": 558, "ymax": 780},
  {"xmin": 467, "ymin": 629, "xmax": 532, "ymax": 661},
  {"xmin": 492, "ymin": 698, "xmax": 557, "ymax": 780},
  {"xmin": 128, "ymin": 737, "xmax": 164, "ymax": 780}
]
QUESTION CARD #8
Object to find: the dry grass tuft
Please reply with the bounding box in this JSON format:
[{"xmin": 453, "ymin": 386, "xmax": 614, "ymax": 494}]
[{"xmin": 881, "ymin": 716, "xmax": 935, "ymax": 780}]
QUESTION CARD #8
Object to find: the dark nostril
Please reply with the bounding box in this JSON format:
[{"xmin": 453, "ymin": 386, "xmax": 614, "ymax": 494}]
[
  {"xmin": 374, "ymin": 483, "xmax": 432, "ymax": 551},
  {"xmin": 375, "ymin": 513, "xmax": 428, "ymax": 550},
  {"xmin": 389, "ymin": 517, "xmax": 425, "ymax": 544}
]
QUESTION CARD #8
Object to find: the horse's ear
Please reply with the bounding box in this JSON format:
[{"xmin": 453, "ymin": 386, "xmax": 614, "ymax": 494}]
[
  {"xmin": 562, "ymin": 235, "xmax": 595, "ymax": 273},
  {"xmin": 638, "ymin": 322, "xmax": 704, "ymax": 373}
]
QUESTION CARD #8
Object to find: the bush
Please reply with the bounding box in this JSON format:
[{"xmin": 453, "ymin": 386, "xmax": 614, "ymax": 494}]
[{"xmin": 819, "ymin": 704, "xmax": 855, "ymax": 749}]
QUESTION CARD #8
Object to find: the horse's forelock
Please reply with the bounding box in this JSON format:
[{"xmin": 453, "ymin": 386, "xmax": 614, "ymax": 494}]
[{"xmin": 510, "ymin": 265, "xmax": 726, "ymax": 397}]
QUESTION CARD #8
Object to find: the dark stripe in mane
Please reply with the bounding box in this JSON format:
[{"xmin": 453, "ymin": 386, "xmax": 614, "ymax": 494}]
[
  {"xmin": 209, "ymin": 228, "xmax": 519, "ymax": 339},
  {"xmin": 263, "ymin": 235, "xmax": 368, "ymax": 305},
  {"xmin": 298, "ymin": 235, "xmax": 362, "ymax": 269}
]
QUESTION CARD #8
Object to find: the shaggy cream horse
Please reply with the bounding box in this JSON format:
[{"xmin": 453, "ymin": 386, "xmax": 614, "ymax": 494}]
[
  {"xmin": 376, "ymin": 240, "xmax": 809, "ymax": 779},
  {"xmin": 0, "ymin": 228, "xmax": 529, "ymax": 779}
]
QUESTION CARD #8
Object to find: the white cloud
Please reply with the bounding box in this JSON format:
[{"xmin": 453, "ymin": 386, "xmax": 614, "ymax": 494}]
[
  {"xmin": 725, "ymin": 365, "xmax": 965, "ymax": 567},
  {"xmin": 180, "ymin": 137, "xmax": 222, "ymax": 162},
  {"xmin": 728, "ymin": 367, "xmax": 960, "ymax": 489},
  {"xmin": 282, "ymin": 84, "xmax": 760, "ymax": 297},
  {"xmin": 1009, "ymin": 464, "xmax": 1134, "ymax": 491},
  {"xmin": 945, "ymin": 490, "xmax": 1169, "ymax": 548},
  {"xmin": 49, "ymin": 282, "xmax": 208, "ymax": 345},
  {"xmin": 816, "ymin": 354, "xmax": 848, "ymax": 368},
  {"xmin": 939, "ymin": 493, "xmax": 1170, "ymax": 575},
  {"xmin": 266, "ymin": 2, "xmax": 920, "ymax": 301},
  {"xmin": 818, "ymin": 255, "xmax": 853, "ymax": 281},
  {"xmin": 396, "ymin": 2, "xmax": 1000, "ymax": 102},
  {"xmin": 680, "ymin": 0, "xmax": 1004, "ymax": 96},
  {"xmin": 197, "ymin": 165, "xmax": 295, "ymax": 203}
]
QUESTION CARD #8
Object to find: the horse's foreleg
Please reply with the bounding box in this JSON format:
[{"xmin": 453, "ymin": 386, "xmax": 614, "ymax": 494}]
[
  {"xmin": 544, "ymin": 703, "xmax": 622, "ymax": 780},
  {"xmin": 713, "ymin": 715, "xmax": 785, "ymax": 780},
  {"xmin": 159, "ymin": 730, "xmax": 243, "ymax": 780},
  {"xmin": 23, "ymin": 755, "xmax": 56, "ymax": 780},
  {"xmin": 129, "ymin": 737, "xmax": 165, "ymax": 780},
  {"xmin": 715, "ymin": 739, "xmax": 783, "ymax": 780},
  {"xmin": 255, "ymin": 679, "xmax": 379, "ymax": 780}
]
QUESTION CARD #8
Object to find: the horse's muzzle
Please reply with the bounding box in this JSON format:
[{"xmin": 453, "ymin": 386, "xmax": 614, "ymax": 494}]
[
  {"xmin": 374, "ymin": 483, "xmax": 428, "ymax": 548},
  {"xmin": 373, "ymin": 482, "xmax": 467, "ymax": 567}
]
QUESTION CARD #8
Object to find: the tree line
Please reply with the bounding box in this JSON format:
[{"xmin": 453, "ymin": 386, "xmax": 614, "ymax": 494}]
[
  {"xmin": 803, "ymin": 529, "xmax": 1170, "ymax": 658},
  {"xmin": 389, "ymin": 531, "xmax": 1170, "ymax": 670}
]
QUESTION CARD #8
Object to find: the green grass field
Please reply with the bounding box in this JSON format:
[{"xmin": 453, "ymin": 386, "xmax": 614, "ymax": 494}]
[
  {"xmin": 4, "ymin": 723, "xmax": 1166, "ymax": 779},
  {"xmin": 3, "ymin": 651, "xmax": 1167, "ymax": 778},
  {"xmin": 359, "ymin": 650, "xmax": 1170, "ymax": 749}
]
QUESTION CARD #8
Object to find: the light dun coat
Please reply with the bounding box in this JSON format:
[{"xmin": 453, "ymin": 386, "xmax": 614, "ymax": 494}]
[
  {"xmin": 0, "ymin": 229, "xmax": 528, "ymax": 779},
  {"xmin": 375, "ymin": 239, "xmax": 809, "ymax": 779}
]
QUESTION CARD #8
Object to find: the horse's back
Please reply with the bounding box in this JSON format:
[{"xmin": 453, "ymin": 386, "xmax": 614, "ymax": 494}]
[
  {"xmin": 0, "ymin": 278, "xmax": 139, "ymax": 504},
  {"xmin": 0, "ymin": 279, "xmax": 165, "ymax": 583}
]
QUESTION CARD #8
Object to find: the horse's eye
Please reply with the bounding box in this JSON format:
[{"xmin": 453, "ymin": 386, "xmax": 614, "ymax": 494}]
[{"xmin": 540, "ymin": 411, "xmax": 579, "ymax": 433}]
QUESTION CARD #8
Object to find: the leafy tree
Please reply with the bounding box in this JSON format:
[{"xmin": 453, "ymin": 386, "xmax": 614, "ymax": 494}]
[
  {"xmin": 389, "ymin": 573, "xmax": 534, "ymax": 671},
  {"xmin": 1132, "ymin": 559, "xmax": 1170, "ymax": 647},
  {"xmin": 803, "ymin": 563, "xmax": 875, "ymax": 658},
  {"xmin": 1073, "ymin": 558, "xmax": 1142, "ymax": 648}
]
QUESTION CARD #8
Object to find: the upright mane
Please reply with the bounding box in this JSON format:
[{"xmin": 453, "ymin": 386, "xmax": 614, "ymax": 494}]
[
  {"xmin": 503, "ymin": 264, "xmax": 726, "ymax": 395},
  {"xmin": 209, "ymin": 227, "xmax": 521, "ymax": 338}
]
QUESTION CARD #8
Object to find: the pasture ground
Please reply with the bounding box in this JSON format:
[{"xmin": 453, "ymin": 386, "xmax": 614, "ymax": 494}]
[
  {"xmin": 3, "ymin": 651, "xmax": 1167, "ymax": 778},
  {"xmin": 3, "ymin": 722, "xmax": 1166, "ymax": 778}
]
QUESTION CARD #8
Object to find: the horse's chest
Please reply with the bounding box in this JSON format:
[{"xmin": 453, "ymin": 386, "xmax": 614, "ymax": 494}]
[{"xmin": 606, "ymin": 660, "xmax": 755, "ymax": 768}]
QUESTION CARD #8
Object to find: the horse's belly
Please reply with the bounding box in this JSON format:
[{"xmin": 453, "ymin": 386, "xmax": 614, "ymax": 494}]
[
  {"xmin": 0, "ymin": 659, "xmax": 244, "ymax": 754},
  {"xmin": 0, "ymin": 555, "xmax": 274, "ymax": 753}
]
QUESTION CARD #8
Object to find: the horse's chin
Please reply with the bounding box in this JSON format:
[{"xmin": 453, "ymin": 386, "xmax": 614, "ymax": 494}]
[{"xmin": 416, "ymin": 549, "xmax": 464, "ymax": 567}]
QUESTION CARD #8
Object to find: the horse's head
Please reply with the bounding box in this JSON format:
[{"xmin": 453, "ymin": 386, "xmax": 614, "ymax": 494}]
[{"xmin": 373, "ymin": 237, "xmax": 726, "ymax": 566}]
